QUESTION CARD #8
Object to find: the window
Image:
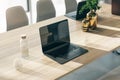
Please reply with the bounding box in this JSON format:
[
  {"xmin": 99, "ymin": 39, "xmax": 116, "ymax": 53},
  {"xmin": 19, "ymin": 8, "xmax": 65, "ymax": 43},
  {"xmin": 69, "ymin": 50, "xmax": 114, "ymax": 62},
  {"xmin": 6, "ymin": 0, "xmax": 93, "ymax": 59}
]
[{"xmin": 0, "ymin": 0, "xmax": 83, "ymax": 33}]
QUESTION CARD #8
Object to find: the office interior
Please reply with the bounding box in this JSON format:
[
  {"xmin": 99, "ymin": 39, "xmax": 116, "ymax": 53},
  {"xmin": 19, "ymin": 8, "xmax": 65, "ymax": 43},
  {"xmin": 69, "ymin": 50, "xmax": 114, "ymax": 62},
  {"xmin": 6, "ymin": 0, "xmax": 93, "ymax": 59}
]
[{"xmin": 0, "ymin": 0, "xmax": 120, "ymax": 80}]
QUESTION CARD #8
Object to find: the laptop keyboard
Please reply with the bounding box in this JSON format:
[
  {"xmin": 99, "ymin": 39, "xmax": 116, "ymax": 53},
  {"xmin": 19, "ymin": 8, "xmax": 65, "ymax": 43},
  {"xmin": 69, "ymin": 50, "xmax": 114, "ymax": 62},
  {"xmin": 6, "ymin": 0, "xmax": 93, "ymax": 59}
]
[
  {"xmin": 45, "ymin": 43, "xmax": 88, "ymax": 64},
  {"xmin": 65, "ymin": 11, "xmax": 77, "ymax": 20},
  {"xmin": 71, "ymin": 15, "xmax": 76, "ymax": 18},
  {"xmin": 60, "ymin": 45, "xmax": 86, "ymax": 59}
]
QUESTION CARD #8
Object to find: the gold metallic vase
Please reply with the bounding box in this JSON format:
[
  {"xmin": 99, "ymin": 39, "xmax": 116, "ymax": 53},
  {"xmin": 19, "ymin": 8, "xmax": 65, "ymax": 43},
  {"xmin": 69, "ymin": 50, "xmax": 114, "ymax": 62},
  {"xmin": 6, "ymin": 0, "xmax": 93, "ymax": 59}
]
[
  {"xmin": 82, "ymin": 18, "xmax": 90, "ymax": 32},
  {"xmin": 87, "ymin": 10, "xmax": 98, "ymax": 30}
]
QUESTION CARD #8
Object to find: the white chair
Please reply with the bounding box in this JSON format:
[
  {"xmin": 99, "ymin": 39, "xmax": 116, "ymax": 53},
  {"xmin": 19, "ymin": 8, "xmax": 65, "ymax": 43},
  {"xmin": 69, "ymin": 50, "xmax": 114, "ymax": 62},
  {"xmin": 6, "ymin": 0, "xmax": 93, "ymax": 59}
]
[
  {"xmin": 6, "ymin": 6, "xmax": 28, "ymax": 31},
  {"xmin": 65, "ymin": 0, "xmax": 77, "ymax": 14},
  {"xmin": 37, "ymin": 0, "xmax": 56, "ymax": 22}
]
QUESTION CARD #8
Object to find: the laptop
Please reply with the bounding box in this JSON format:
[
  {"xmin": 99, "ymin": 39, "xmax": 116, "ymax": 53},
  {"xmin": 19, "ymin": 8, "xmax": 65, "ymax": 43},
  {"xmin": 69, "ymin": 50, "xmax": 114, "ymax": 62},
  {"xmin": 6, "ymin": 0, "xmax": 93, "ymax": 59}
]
[
  {"xmin": 65, "ymin": 1, "xmax": 90, "ymax": 20},
  {"xmin": 39, "ymin": 19, "xmax": 88, "ymax": 64}
]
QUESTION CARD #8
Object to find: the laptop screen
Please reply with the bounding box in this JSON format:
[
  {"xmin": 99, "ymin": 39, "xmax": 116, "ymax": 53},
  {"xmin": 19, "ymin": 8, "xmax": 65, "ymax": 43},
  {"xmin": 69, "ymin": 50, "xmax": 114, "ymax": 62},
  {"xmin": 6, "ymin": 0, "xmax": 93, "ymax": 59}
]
[
  {"xmin": 76, "ymin": 1, "xmax": 89, "ymax": 19},
  {"xmin": 39, "ymin": 19, "xmax": 70, "ymax": 52},
  {"xmin": 65, "ymin": 1, "xmax": 90, "ymax": 20}
]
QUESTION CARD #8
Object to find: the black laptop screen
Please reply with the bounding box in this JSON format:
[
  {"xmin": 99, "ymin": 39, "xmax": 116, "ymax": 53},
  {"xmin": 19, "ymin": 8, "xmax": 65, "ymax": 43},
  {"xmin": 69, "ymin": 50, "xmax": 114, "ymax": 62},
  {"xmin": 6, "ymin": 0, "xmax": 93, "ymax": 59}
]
[
  {"xmin": 39, "ymin": 19, "xmax": 70, "ymax": 52},
  {"xmin": 76, "ymin": 1, "xmax": 89, "ymax": 19}
]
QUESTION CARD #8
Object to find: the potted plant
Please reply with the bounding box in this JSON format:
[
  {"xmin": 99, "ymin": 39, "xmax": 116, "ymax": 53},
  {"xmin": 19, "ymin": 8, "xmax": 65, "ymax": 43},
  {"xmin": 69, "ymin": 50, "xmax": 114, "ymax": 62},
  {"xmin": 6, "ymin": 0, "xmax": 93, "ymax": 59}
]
[
  {"xmin": 79, "ymin": 0, "xmax": 100, "ymax": 15},
  {"xmin": 80, "ymin": 0, "xmax": 101, "ymax": 31}
]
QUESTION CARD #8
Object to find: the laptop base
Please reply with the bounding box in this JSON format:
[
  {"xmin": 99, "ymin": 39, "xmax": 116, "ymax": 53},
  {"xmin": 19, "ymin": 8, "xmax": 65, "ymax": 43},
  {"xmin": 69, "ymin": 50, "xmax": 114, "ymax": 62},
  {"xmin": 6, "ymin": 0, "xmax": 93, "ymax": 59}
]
[
  {"xmin": 65, "ymin": 11, "xmax": 85, "ymax": 21},
  {"xmin": 65, "ymin": 11, "xmax": 77, "ymax": 20},
  {"xmin": 44, "ymin": 43, "xmax": 88, "ymax": 64}
]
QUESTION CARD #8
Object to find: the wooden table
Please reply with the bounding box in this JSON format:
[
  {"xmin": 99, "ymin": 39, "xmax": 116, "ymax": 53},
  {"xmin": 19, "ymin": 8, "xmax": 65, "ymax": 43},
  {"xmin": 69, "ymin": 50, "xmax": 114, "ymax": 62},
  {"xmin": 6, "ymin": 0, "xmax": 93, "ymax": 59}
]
[{"xmin": 0, "ymin": 8, "xmax": 120, "ymax": 80}]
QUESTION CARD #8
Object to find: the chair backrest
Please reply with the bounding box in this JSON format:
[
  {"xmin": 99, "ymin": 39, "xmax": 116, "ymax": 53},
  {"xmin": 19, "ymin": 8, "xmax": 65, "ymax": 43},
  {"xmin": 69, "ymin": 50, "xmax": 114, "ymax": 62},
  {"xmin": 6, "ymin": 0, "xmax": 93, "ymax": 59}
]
[
  {"xmin": 37, "ymin": 0, "xmax": 56, "ymax": 22},
  {"xmin": 65, "ymin": 0, "xmax": 77, "ymax": 14},
  {"xmin": 6, "ymin": 6, "xmax": 28, "ymax": 31}
]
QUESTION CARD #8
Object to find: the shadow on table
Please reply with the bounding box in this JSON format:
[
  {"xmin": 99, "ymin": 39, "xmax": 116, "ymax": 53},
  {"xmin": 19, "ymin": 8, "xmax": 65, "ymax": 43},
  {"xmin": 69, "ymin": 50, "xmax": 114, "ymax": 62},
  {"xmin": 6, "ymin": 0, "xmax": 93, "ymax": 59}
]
[
  {"xmin": 0, "ymin": 76, "xmax": 14, "ymax": 80},
  {"xmin": 88, "ymin": 27, "xmax": 120, "ymax": 38},
  {"xmin": 73, "ymin": 46, "xmax": 108, "ymax": 64},
  {"xmin": 18, "ymin": 67, "xmax": 42, "ymax": 77},
  {"xmin": 98, "ymin": 16, "xmax": 120, "ymax": 28}
]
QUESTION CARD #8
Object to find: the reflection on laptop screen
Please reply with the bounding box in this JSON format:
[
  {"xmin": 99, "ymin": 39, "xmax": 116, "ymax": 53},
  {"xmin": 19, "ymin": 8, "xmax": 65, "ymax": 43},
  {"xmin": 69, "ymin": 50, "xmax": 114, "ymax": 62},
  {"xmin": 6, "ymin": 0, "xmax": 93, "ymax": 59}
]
[
  {"xmin": 65, "ymin": 1, "xmax": 90, "ymax": 20},
  {"xmin": 39, "ymin": 19, "xmax": 88, "ymax": 64},
  {"xmin": 39, "ymin": 19, "xmax": 70, "ymax": 52}
]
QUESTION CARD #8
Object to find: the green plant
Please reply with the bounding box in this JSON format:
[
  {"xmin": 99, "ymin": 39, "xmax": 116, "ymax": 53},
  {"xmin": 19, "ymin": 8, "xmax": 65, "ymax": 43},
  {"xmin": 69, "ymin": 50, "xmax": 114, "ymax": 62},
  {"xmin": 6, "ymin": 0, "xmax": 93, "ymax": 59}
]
[{"xmin": 79, "ymin": 0, "xmax": 101, "ymax": 15}]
